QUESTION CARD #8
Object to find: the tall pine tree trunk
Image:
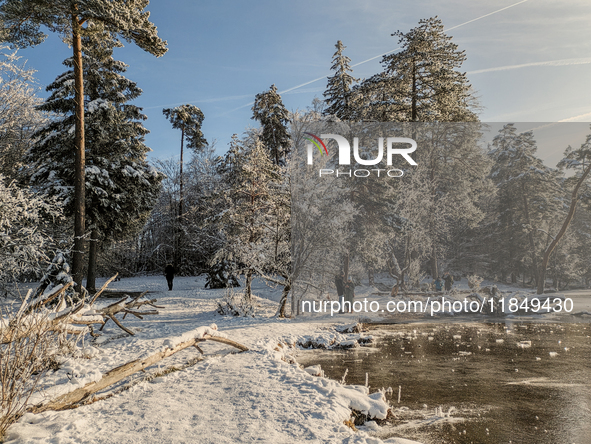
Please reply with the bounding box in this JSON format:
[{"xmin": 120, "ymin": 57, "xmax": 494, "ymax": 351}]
[
  {"xmin": 72, "ymin": 15, "xmax": 86, "ymax": 293},
  {"xmin": 179, "ymin": 127, "xmax": 184, "ymax": 219},
  {"xmin": 278, "ymin": 280, "xmax": 291, "ymax": 318},
  {"xmin": 86, "ymin": 229, "xmax": 99, "ymax": 293},
  {"xmin": 175, "ymin": 128, "xmax": 184, "ymax": 270}
]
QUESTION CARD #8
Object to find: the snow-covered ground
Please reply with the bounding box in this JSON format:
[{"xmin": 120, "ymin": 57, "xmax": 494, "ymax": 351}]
[
  {"xmin": 5, "ymin": 275, "xmax": 590, "ymax": 443},
  {"xmin": 4, "ymin": 276, "xmax": 421, "ymax": 444}
]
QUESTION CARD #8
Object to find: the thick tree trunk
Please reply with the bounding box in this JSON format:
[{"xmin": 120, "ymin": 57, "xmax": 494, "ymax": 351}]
[
  {"xmin": 86, "ymin": 229, "xmax": 99, "ymax": 293},
  {"xmin": 537, "ymin": 162, "xmax": 591, "ymax": 294},
  {"xmin": 245, "ymin": 269, "xmax": 253, "ymax": 300},
  {"xmin": 72, "ymin": 15, "xmax": 86, "ymax": 293},
  {"xmin": 278, "ymin": 281, "xmax": 291, "ymax": 318}
]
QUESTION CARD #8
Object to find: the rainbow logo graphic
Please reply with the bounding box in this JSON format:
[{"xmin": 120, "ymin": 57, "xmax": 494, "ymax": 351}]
[{"xmin": 303, "ymin": 132, "xmax": 328, "ymax": 156}]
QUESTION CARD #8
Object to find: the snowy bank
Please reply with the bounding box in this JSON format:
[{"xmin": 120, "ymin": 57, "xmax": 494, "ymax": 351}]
[{"xmin": 4, "ymin": 276, "xmax": 422, "ymax": 444}]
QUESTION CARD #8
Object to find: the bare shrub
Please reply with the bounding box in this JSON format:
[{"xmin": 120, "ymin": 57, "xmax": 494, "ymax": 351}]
[
  {"xmin": 217, "ymin": 286, "xmax": 255, "ymax": 317},
  {"xmin": 0, "ymin": 298, "xmax": 70, "ymax": 437}
]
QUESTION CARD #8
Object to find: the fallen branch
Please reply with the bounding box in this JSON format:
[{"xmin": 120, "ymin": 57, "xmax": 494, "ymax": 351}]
[
  {"xmin": 107, "ymin": 314, "xmax": 134, "ymax": 336},
  {"xmin": 2, "ymin": 275, "xmax": 162, "ymax": 344},
  {"xmin": 30, "ymin": 328, "xmax": 248, "ymax": 413},
  {"xmin": 25, "ymin": 282, "xmax": 74, "ymax": 315},
  {"xmin": 202, "ymin": 334, "xmax": 249, "ymax": 352},
  {"xmin": 88, "ymin": 274, "xmax": 119, "ymax": 306}
]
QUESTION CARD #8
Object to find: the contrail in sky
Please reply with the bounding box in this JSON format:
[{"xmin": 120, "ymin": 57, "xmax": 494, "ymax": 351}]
[
  {"xmin": 146, "ymin": 94, "xmax": 255, "ymax": 110},
  {"xmin": 468, "ymin": 57, "xmax": 591, "ymax": 75},
  {"xmin": 446, "ymin": 0, "xmax": 529, "ymax": 32},
  {"xmin": 223, "ymin": 0, "xmax": 530, "ymax": 114},
  {"xmin": 558, "ymin": 112, "xmax": 591, "ymax": 122}
]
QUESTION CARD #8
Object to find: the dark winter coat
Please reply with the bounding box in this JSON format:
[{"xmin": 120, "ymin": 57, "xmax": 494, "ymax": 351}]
[
  {"xmin": 344, "ymin": 280, "xmax": 355, "ymax": 303},
  {"xmin": 335, "ymin": 274, "xmax": 345, "ymax": 296},
  {"xmin": 434, "ymin": 278, "xmax": 443, "ymax": 292},
  {"xmin": 165, "ymin": 264, "xmax": 175, "ymax": 278},
  {"xmin": 443, "ymin": 274, "xmax": 454, "ymax": 291}
]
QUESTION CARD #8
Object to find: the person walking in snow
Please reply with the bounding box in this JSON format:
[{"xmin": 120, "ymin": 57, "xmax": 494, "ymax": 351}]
[
  {"xmin": 443, "ymin": 273, "xmax": 454, "ymax": 292},
  {"xmin": 165, "ymin": 264, "xmax": 175, "ymax": 291},
  {"xmin": 434, "ymin": 276, "xmax": 443, "ymax": 292},
  {"xmin": 343, "ymin": 279, "xmax": 355, "ymax": 312},
  {"xmin": 335, "ymin": 272, "xmax": 345, "ymax": 299}
]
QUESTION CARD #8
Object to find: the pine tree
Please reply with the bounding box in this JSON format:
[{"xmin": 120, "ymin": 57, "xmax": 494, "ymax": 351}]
[
  {"xmin": 162, "ymin": 104, "xmax": 206, "ymax": 269},
  {"xmin": 251, "ymin": 85, "xmax": 291, "ymax": 165},
  {"xmin": 323, "ymin": 40, "xmax": 358, "ymax": 120},
  {"xmin": 355, "ymin": 17, "xmax": 478, "ymax": 122},
  {"xmin": 289, "ymin": 118, "xmax": 357, "ymax": 314},
  {"xmin": 27, "ymin": 26, "xmax": 164, "ymax": 292},
  {"xmin": 416, "ymin": 123, "xmax": 490, "ymax": 278},
  {"xmin": 213, "ymin": 137, "xmax": 283, "ymax": 305},
  {"xmin": 162, "ymin": 104, "xmax": 206, "ymax": 219},
  {"xmin": 0, "ymin": 0, "xmax": 167, "ymax": 290},
  {"xmin": 488, "ymin": 124, "xmax": 561, "ymax": 286},
  {"xmin": 349, "ymin": 72, "xmax": 395, "ymax": 122}
]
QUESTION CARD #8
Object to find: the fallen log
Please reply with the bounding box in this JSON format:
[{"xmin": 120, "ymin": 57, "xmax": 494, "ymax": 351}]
[
  {"xmin": 2, "ymin": 275, "xmax": 162, "ymax": 345},
  {"xmin": 202, "ymin": 334, "xmax": 249, "ymax": 352},
  {"xmin": 30, "ymin": 328, "xmax": 248, "ymax": 413}
]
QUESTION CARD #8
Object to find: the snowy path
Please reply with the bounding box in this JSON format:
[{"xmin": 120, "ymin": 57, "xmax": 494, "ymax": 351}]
[
  {"xmin": 8, "ymin": 351, "xmax": 358, "ymax": 443},
  {"xmin": 4, "ymin": 276, "xmax": 419, "ymax": 444}
]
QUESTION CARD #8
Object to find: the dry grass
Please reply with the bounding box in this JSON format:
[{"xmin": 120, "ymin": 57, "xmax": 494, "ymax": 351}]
[{"xmin": 0, "ymin": 302, "xmax": 71, "ymax": 438}]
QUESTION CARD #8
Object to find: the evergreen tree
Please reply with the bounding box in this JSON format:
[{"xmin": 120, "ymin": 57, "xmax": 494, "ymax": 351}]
[
  {"xmin": 162, "ymin": 104, "xmax": 206, "ymax": 268},
  {"xmin": 355, "ymin": 17, "xmax": 478, "ymax": 122},
  {"xmin": 349, "ymin": 72, "xmax": 394, "ymax": 122},
  {"xmin": 323, "ymin": 40, "xmax": 358, "ymax": 120},
  {"xmin": 251, "ymin": 84, "xmax": 290, "ymax": 165},
  {"xmin": 162, "ymin": 104, "xmax": 206, "ymax": 220},
  {"xmin": 488, "ymin": 124, "xmax": 561, "ymax": 286},
  {"xmin": 27, "ymin": 27, "xmax": 164, "ymax": 292},
  {"xmin": 213, "ymin": 137, "xmax": 283, "ymax": 306},
  {"xmin": 0, "ymin": 0, "xmax": 167, "ymax": 290},
  {"xmin": 416, "ymin": 123, "xmax": 490, "ymax": 278}
]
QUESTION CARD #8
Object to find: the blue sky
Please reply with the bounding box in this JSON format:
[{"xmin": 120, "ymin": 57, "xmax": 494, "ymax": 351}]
[{"xmin": 14, "ymin": 0, "xmax": 591, "ymax": 166}]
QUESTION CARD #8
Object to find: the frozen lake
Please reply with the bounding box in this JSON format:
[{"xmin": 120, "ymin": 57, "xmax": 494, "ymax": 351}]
[{"xmin": 299, "ymin": 322, "xmax": 591, "ymax": 443}]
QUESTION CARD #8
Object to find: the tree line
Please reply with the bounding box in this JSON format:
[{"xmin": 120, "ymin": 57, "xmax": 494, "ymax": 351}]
[{"xmin": 1, "ymin": 10, "xmax": 590, "ymax": 310}]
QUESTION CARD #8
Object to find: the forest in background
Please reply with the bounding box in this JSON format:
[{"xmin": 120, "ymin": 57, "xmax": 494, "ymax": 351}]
[{"xmin": 1, "ymin": 14, "xmax": 591, "ymax": 313}]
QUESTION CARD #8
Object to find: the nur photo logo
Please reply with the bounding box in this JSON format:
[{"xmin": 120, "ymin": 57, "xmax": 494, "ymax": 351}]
[{"xmin": 304, "ymin": 132, "xmax": 418, "ymax": 178}]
